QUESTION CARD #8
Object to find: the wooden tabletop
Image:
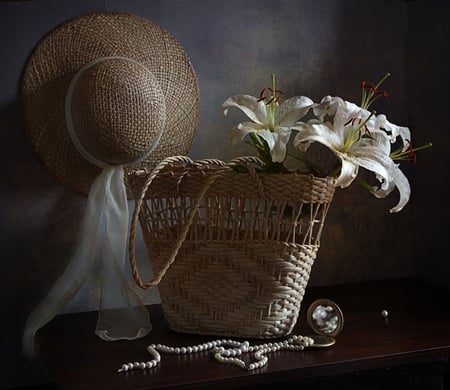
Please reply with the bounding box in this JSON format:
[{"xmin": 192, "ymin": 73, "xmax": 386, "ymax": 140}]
[{"xmin": 37, "ymin": 278, "xmax": 450, "ymax": 389}]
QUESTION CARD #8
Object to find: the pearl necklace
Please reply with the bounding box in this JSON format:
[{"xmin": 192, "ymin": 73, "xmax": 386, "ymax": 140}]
[{"xmin": 117, "ymin": 334, "xmax": 314, "ymax": 373}]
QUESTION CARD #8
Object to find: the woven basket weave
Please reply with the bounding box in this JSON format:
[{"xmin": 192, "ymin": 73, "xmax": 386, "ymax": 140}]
[{"xmin": 128, "ymin": 155, "xmax": 335, "ymax": 339}]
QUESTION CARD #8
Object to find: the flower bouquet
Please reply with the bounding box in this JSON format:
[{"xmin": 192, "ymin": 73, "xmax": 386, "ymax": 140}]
[
  {"xmin": 127, "ymin": 74, "xmax": 430, "ymax": 339},
  {"xmin": 222, "ymin": 73, "xmax": 431, "ymax": 213}
]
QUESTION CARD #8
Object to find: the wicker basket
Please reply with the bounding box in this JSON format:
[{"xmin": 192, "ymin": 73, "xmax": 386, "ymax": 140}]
[{"xmin": 127, "ymin": 155, "xmax": 335, "ymax": 339}]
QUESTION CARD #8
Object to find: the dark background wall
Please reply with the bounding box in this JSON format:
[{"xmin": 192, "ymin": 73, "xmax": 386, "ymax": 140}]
[{"xmin": 1, "ymin": 0, "xmax": 448, "ymax": 388}]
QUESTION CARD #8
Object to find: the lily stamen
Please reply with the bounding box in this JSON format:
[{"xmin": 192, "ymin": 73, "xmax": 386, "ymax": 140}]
[
  {"xmin": 374, "ymin": 89, "xmax": 389, "ymax": 97},
  {"xmin": 361, "ymin": 73, "xmax": 391, "ymax": 109},
  {"xmin": 258, "ymin": 88, "xmax": 267, "ymax": 102},
  {"xmin": 267, "ymin": 87, "xmax": 283, "ymax": 95},
  {"xmin": 404, "ymin": 141, "xmax": 418, "ymax": 165},
  {"xmin": 257, "ymin": 86, "xmax": 283, "ymax": 105},
  {"xmin": 344, "ymin": 118, "xmax": 352, "ymax": 127},
  {"xmin": 390, "ymin": 141, "xmax": 431, "ymax": 164},
  {"xmin": 344, "ymin": 117, "xmax": 359, "ymax": 127}
]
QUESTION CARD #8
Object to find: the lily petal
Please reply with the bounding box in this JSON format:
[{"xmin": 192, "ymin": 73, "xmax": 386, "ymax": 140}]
[
  {"xmin": 276, "ymin": 96, "xmax": 314, "ymax": 126},
  {"xmin": 374, "ymin": 114, "xmax": 411, "ymax": 150},
  {"xmin": 222, "ymin": 95, "xmax": 268, "ymax": 125},
  {"xmin": 348, "ymin": 149, "xmax": 392, "ymax": 190},
  {"xmin": 292, "ymin": 122, "xmax": 344, "ymax": 151},
  {"xmin": 270, "ymin": 127, "xmax": 292, "ymax": 162},
  {"xmin": 256, "ymin": 129, "xmax": 277, "ymax": 152},
  {"xmin": 373, "ymin": 164, "xmax": 411, "ymax": 213},
  {"xmin": 334, "ymin": 158, "xmax": 359, "ymax": 188}
]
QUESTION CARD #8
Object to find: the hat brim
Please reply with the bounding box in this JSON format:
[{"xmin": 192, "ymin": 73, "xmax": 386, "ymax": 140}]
[{"xmin": 21, "ymin": 12, "xmax": 200, "ymax": 197}]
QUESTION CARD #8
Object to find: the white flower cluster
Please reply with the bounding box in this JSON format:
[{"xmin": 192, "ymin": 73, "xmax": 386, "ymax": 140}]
[{"xmin": 223, "ymin": 73, "xmax": 431, "ymax": 213}]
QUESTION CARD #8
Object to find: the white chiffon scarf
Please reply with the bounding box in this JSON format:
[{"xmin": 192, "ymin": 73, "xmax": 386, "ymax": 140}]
[{"xmin": 22, "ymin": 57, "xmax": 164, "ymax": 358}]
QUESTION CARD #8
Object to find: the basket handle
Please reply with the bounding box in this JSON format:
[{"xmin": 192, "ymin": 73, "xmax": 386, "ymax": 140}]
[{"xmin": 129, "ymin": 156, "xmax": 264, "ymax": 290}]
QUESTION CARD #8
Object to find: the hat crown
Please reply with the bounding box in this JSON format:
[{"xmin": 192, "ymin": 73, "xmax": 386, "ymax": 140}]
[{"xmin": 67, "ymin": 57, "xmax": 166, "ymax": 166}]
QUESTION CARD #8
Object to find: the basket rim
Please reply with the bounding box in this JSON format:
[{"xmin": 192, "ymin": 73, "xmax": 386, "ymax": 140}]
[{"xmin": 127, "ymin": 155, "xmax": 336, "ymax": 203}]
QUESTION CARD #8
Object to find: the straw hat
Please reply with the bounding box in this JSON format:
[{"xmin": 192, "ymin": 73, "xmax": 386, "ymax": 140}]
[{"xmin": 21, "ymin": 12, "xmax": 200, "ymax": 196}]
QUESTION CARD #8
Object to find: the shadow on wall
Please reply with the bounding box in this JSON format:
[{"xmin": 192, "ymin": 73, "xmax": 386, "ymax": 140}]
[
  {"xmin": 0, "ymin": 96, "xmax": 86, "ymax": 387},
  {"xmin": 0, "ymin": 99, "xmax": 81, "ymax": 310},
  {"xmin": 0, "ymin": 0, "xmax": 428, "ymax": 388}
]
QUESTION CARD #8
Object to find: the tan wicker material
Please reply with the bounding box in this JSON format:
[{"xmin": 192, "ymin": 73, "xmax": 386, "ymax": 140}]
[
  {"xmin": 128, "ymin": 156, "xmax": 336, "ymax": 339},
  {"xmin": 21, "ymin": 12, "xmax": 199, "ymax": 197}
]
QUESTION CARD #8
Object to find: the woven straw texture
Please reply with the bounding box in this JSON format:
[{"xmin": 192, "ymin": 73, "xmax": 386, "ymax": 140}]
[
  {"xmin": 128, "ymin": 156, "xmax": 336, "ymax": 339},
  {"xmin": 21, "ymin": 12, "xmax": 199, "ymax": 197}
]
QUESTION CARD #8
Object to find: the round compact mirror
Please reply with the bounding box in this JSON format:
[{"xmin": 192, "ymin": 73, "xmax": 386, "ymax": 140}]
[{"xmin": 307, "ymin": 299, "xmax": 344, "ymax": 338}]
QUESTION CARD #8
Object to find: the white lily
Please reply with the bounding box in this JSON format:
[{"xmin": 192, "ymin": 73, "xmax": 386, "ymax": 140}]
[
  {"xmin": 293, "ymin": 95, "xmax": 411, "ymax": 213},
  {"xmin": 222, "ymin": 74, "xmax": 314, "ymax": 163}
]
